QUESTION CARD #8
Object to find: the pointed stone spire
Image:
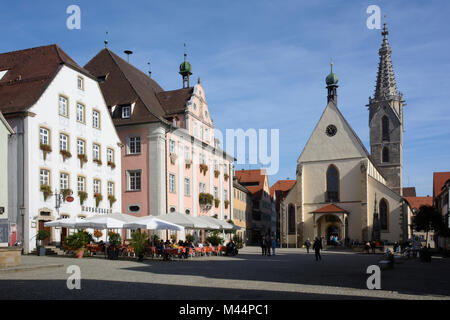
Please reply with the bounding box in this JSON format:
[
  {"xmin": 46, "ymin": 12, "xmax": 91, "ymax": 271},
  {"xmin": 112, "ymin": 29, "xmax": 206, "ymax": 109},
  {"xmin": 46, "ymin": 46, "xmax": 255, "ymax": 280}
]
[{"xmin": 374, "ymin": 23, "xmax": 398, "ymax": 100}]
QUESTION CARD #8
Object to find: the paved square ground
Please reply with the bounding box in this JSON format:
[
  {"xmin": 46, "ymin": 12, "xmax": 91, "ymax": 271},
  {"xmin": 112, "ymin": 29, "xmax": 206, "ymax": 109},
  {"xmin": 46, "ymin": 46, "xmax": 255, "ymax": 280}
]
[{"xmin": 1, "ymin": 246, "xmax": 449, "ymax": 300}]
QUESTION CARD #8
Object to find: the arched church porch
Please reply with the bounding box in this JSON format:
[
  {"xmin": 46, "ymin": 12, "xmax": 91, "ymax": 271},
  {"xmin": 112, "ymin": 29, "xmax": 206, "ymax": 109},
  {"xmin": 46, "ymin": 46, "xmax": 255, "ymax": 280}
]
[{"xmin": 312, "ymin": 204, "xmax": 349, "ymax": 245}]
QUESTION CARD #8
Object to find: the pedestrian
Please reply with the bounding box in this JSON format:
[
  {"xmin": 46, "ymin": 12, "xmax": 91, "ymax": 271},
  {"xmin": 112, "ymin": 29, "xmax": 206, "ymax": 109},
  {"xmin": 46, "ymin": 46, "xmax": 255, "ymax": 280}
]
[
  {"xmin": 271, "ymin": 236, "xmax": 276, "ymax": 255},
  {"xmin": 265, "ymin": 234, "xmax": 271, "ymax": 256},
  {"xmin": 305, "ymin": 238, "xmax": 311, "ymax": 253},
  {"xmin": 261, "ymin": 236, "xmax": 266, "ymax": 256},
  {"xmin": 313, "ymin": 237, "xmax": 322, "ymax": 261},
  {"xmin": 371, "ymin": 241, "xmax": 376, "ymax": 254}
]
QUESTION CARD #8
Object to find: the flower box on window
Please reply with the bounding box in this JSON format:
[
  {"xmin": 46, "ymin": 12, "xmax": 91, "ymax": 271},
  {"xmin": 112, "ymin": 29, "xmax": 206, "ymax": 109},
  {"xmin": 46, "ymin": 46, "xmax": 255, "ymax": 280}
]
[
  {"xmin": 40, "ymin": 144, "xmax": 52, "ymax": 160},
  {"xmin": 78, "ymin": 191, "xmax": 88, "ymax": 205},
  {"xmin": 224, "ymin": 200, "xmax": 230, "ymax": 209},
  {"xmin": 199, "ymin": 192, "xmax": 213, "ymax": 211},
  {"xmin": 199, "ymin": 164, "xmax": 208, "ymax": 176},
  {"xmin": 93, "ymin": 159, "xmax": 102, "ymax": 166},
  {"xmin": 94, "ymin": 193, "xmax": 103, "ymax": 208},
  {"xmin": 214, "ymin": 198, "xmax": 220, "ymax": 208},
  {"xmin": 40, "ymin": 184, "xmax": 52, "ymax": 201},
  {"xmin": 108, "ymin": 195, "xmax": 117, "ymax": 208},
  {"xmin": 224, "ymin": 173, "xmax": 229, "ymax": 182},
  {"xmin": 60, "ymin": 150, "xmax": 72, "ymax": 162},
  {"xmin": 77, "ymin": 154, "xmax": 88, "ymax": 168},
  {"xmin": 107, "ymin": 161, "xmax": 116, "ymax": 169},
  {"xmin": 169, "ymin": 153, "xmax": 177, "ymax": 165},
  {"xmin": 214, "ymin": 170, "xmax": 220, "ymax": 178},
  {"xmin": 185, "ymin": 159, "xmax": 192, "ymax": 169}
]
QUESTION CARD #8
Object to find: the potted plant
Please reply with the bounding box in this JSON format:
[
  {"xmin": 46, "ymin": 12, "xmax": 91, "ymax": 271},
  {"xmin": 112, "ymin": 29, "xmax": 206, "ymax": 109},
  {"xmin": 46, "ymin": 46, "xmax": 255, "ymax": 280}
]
[
  {"xmin": 40, "ymin": 143, "xmax": 52, "ymax": 160},
  {"xmin": 61, "ymin": 189, "xmax": 72, "ymax": 202},
  {"xmin": 78, "ymin": 191, "xmax": 88, "ymax": 205},
  {"xmin": 130, "ymin": 230, "xmax": 148, "ymax": 262},
  {"xmin": 78, "ymin": 153, "xmax": 88, "ymax": 168},
  {"xmin": 64, "ymin": 231, "xmax": 92, "ymax": 258},
  {"xmin": 40, "ymin": 185, "xmax": 52, "ymax": 201},
  {"xmin": 108, "ymin": 195, "xmax": 116, "ymax": 208},
  {"xmin": 94, "ymin": 193, "xmax": 103, "ymax": 207},
  {"xmin": 107, "ymin": 161, "xmax": 116, "ymax": 169},
  {"xmin": 60, "ymin": 149, "xmax": 72, "ymax": 162},
  {"xmin": 107, "ymin": 232, "xmax": 121, "ymax": 260},
  {"xmin": 185, "ymin": 234, "xmax": 194, "ymax": 243},
  {"xmin": 199, "ymin": 163, "xmax": 208, "ymax": 176},
  {"xmin": 93, "ymin": 229, "xmax": 103, "ymax": 242},
  {"xmin": 206, "ymin": 230, "xmax": 224, "ymax": 246},
  {"xmin": 199, "ymin": 192, "xmax": 214, "ymax": 211},
  {"xmin": 36, "ymin": 230, "xmax": 50, "ymax": 256},
  {"xmin": 214, "ymin": 198, "xmax": 220, "ymax": 208},
  {"xmin": 224, "ymin": 200, "xmax": 230, "ymax": 209},
  {"xmin": 224, "ymin": 173, "xmax": 229, "ymax": 181}
]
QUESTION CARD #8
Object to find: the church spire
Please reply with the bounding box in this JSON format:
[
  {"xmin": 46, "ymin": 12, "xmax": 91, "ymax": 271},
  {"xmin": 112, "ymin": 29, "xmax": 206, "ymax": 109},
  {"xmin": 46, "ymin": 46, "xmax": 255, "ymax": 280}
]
[
  {"xmin": 326, "ymin": 59, "xmax": 338, "ymax": 104},
  {"xmin": 374, "ymin": 23, "xmax": 398, "ymax": 100}
]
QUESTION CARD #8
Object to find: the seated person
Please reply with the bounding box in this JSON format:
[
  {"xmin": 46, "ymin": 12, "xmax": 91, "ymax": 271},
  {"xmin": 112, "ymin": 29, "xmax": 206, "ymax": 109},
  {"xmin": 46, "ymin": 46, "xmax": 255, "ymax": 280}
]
[{"xmin": 198, "ymin": 242, "xmax": 204, "ymax": 249}]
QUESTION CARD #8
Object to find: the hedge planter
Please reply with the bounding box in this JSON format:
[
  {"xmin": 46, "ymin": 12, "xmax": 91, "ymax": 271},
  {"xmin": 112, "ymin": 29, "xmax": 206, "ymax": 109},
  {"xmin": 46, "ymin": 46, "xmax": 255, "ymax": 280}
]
[
  {"xmin": 60, "ymin": 150, "xmax": 72, "ymax": 162},
  {"xmin": 40, "ymin": 144, "xmax": 52, "ymax": 161}
]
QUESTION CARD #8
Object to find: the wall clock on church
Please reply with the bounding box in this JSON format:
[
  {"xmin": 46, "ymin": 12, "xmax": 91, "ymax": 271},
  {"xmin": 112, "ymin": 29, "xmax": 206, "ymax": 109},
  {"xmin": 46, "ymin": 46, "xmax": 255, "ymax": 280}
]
[{"xmin": 326, "ymin": 124, "xmax": 337, "ymax": 137}]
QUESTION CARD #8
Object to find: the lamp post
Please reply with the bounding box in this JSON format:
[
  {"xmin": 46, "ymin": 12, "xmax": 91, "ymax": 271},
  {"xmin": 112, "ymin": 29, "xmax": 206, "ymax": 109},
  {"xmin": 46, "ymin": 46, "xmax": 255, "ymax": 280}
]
[{"xmin": 19, "ymin": 206, "xmax": 25, "ymax": 253}]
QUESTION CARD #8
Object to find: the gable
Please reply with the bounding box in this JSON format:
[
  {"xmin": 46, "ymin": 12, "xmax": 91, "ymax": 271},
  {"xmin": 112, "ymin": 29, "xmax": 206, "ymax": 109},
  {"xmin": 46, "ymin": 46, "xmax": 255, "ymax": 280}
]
[{"xmin": 298, "ymin": 101, "xmax": 370, "ymax": 163}]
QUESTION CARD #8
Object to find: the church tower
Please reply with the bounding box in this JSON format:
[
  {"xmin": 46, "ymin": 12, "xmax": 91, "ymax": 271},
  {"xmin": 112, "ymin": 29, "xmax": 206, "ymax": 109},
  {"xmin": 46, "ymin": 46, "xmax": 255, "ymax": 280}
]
[{"xmin": 368, "ymin": 24, "xmax": 406, "ymax": 195}]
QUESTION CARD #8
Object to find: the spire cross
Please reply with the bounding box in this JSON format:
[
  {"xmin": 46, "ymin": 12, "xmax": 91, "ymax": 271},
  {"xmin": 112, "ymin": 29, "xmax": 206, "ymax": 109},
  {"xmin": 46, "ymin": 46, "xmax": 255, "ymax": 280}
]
[
  {"xmin": 330, "ymin": 58, "xmax": 334, "ymax": 73},
  {"xmin": 104, "ymin": 31, "xmax": 109, "ymax": 48},
  {"xmin": 382, "ymin": 23, "xmax": 389, "ymax": 39},
  {"xmin": 184, "ymin": 42, "xmax": 187, "ymax": 61}
]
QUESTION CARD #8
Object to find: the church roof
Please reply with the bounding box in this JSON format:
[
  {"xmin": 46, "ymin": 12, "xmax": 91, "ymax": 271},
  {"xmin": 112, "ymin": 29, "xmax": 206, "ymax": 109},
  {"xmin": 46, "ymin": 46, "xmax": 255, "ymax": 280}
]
[
  {"xmin": 402, "ymin": 187, "xmax": 417, "ymax": 197},
  {"xmin": 0, "ymin": 44, "xmax": 93, "ymax": 115},
  {"xmin": 312, "ymin": 204, "xmax": 348, "ymax": 214}
]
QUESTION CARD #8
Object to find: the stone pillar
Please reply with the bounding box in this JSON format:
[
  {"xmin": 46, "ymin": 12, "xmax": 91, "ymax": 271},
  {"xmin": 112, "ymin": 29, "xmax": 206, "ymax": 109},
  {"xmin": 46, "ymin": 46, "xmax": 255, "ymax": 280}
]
[{"xmin": 148, "ymin": 123, "xmax": 167, "ymax": 218}]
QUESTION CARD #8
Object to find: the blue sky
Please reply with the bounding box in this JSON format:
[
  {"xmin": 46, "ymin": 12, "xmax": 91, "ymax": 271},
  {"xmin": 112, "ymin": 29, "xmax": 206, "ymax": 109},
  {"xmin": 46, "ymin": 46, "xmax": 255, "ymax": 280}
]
[{"xmin": 1, "ymin": 0, "xmax": 449, "ymax": 196}]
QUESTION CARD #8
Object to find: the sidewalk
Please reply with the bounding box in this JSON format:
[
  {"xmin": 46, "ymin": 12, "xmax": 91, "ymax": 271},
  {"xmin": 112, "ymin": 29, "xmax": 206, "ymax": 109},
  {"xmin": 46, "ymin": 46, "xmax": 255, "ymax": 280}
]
[{"xmin": 0, "ymin": 255, "xmax": 64, "ymax": 273}]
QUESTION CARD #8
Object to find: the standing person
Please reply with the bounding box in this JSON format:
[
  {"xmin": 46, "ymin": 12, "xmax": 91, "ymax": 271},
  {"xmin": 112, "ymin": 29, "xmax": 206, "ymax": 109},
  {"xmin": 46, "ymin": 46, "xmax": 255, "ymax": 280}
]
[
  {"xmin": 305, "ymin": 238, "xmax": 311, "ymax": 253},
  {"xmin": 313, "ymin": 237, "xmax": 322, "ymax": 261},
  {"xmin": 271, "ymin": 236, "xmax": 276, "ymax": 256},
  {"xmin": 261, "ymin": 235, "xmax": 266, "ymax": 256},
  {"xmin": 371, "ymin": 241, "xmax": 376, "ymax": 254},
  {"xmin": 265, "ymin": 234, "xmax": 271, "ymax": 256}
]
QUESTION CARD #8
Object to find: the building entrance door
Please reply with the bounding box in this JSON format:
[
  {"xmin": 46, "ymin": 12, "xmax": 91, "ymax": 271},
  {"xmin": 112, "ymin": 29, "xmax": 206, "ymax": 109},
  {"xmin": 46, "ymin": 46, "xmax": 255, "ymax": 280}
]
[{"xmin": 38, "ymin": 220, "xmax": 51, "ymax": 245}]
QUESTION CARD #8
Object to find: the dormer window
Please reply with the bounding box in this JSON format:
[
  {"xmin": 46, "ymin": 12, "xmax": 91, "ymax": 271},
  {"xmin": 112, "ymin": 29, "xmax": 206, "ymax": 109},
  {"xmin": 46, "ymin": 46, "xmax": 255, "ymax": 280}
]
[
  {"xmin": 77, "ymin": 76, "xmax": 84, "ymax": 90},
  {"xmin": 122, "ymin": 106, "xmax": 131, "ymax": 119}
]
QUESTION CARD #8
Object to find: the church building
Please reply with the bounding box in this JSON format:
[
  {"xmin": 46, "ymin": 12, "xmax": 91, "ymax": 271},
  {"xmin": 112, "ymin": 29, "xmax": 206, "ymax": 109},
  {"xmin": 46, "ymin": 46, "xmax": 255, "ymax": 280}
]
[{"xmin": 281, "ymin": 24, "xmax": 411, "ymax": 247}]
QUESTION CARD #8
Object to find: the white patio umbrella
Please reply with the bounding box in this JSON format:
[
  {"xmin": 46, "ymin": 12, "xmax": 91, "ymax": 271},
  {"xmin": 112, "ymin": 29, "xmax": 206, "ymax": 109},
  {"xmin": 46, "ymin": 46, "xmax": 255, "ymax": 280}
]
[
  {"xmin": 44, "ymin": 216, "xmax": 85, "ymax": 228},
  {"xmin": 122, "ymin": 216, "xmax": 184, "ymax": 231},
  {"xmin": 75, "ymin": 216, "xmax": 126, "ymax": 229},
  {"xmin": 156, "ymin": 212, "xmax": 212, "ymax": 229},
  {"xmin": 196, "ymin": 215, "xmax": 236, "ymax": 230}
]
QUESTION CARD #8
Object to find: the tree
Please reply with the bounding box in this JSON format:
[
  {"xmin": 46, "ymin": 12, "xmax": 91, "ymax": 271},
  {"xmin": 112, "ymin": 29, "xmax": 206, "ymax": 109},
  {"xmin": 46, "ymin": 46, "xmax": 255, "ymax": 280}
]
[{"xmin": 413, "ymin": 205, "xmax": 443, "ymax": 246}]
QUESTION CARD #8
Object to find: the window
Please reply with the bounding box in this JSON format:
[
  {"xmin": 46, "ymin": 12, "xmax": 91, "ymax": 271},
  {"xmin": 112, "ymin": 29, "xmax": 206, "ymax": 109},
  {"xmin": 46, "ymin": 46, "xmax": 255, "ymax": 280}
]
[
  {"xmin": 60, "ymin": 173, "xmax": 69, "ymax": 190},
  {"xmin": 185, "ymin": 209, "xmax": 191, "ymax": 215},
  {"xmin": 93, "ymin": 179, "xmax": 101, "ymax": 194},
  {"xmin": 59, "ymin": 96, "xmax": 68, "ymax": 117},
  {"xmin": 76, "ymin": 103, "xmax": 85, "ymax": 123},
  {"xmin": 169, "ymin": 173, "xmax": 176, "ymax": 193},
  {"xmin": 379, "ymin": 199, "xmax": 388, "ymax": 230},
  {"xmin": 128, "ymin": 136, "xmax": 141, "ymax": 154},
  {"xmin": 77, "ymin": 76, "xmax": 84, "ymax": 90},
  {"xmin": 326, "ymin": 165, "xmax": 339, "ymax": 202},
  {"xmin": 382, "ymin": 116, "xmax": 389, "ymax": 141},
  {"xmin": 288, "ymin": 204, "xmax": 295, "ymax": 234},
  {"xmin": 205, "ymin": 128, "xmax": 209, "ymax": 142},
  {"xmin": 214, "ymin": 160, "xmax": 218, "ymax": 171},
  {"xmin": 184, "ymin": 178, "xmax": 191, "ymax": 196},
  {"xmin": 40, "ymin": 127, "xmax": 50, "ymax": 145},
  {"xmin": 122, "ymin": 106, "xmax": 130, "ymax": 119},
  {"xmin": 169, "ymin": 139, "xmax": 176, "ymax": 153},
  {"xmin": 77, "ymin": 139, "xmax": 85, "ymax": 155},
  {"xmin": 199, "ymin": 183, "xmax": 206, "ymax": 193},
  {"xmin": 59, "ymin": 133, "xmax": 68, "ymax": 151},
  {"xmin": 93, "ymin": 144, "xmax": 100, "ymax": 160},
  {"xmin": 224, "ymin": 190, "xmax": 228, "ymax": 201},
  {"xmin": 200, "ymin": 125, "xmax": 204, "ymax": 140},
  {"xmin": 77, "ymin": 176, "xmax": 85, "ymax": 192},
  {"xmin": 92, "ymin": 110, "xmax": 100, "ymax": 129},
  {"xmin": 127, "ymin": 171, "xmax": 141, "ymax": 191},
  {"xmin": 40, "ymin": 169, "xmax": 50, "ymax": 186},
  {"xmin": 193, "ymin": 122, "xmax": 198, "ymax": 137},
  {"xmin": 184, "ymin": 146, "xmax": 190, "ymax": 160},
  {"xmin": 170, "ymin": 207, "xmax": 176, "ymax": 213},
  {"xmin": 214, "ymin": 187, "xmax": 218, "ymax": 199},
  {"xmin": 107, "ymin": 148, "xmax": 114, "ymax": 163},
  {"xmin": 107, "ymin": 181, "xmax": 114, "ymax": 196},
  {"xmin": 382, "ymin": 147, "xmax": 389, "ymax": 163}
]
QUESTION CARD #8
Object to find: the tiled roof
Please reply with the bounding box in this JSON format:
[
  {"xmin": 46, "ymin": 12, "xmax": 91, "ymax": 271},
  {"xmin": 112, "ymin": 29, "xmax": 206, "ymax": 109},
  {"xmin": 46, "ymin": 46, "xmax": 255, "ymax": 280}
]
[
  {"xmin": 84, "ymin": 49, "xmax": 194, "ymax": 126},
  {"xmin": 433, "ymin": 172, "xmax": 450, "ymax": 198},
  {"xmin": 404, "ymin": 196, "xmax": 433, "ymax": 210},
  {"xmin": 402, "ymin": 187, "xmax": 416, "ymax": 197},
  {"xmin": 0, "ymin": 44, "xmax": 91, "ymax": 114},
  {"xmin": 234, "ymin": 169, "xmax": 267, "ymax": 195},
  {"xmin": 312, "ymin": 204, "xmax": 348, "ymax": 214},
  {"xmin": 270, "ymin": 180, "xmax": 296, "ymax": 198}
]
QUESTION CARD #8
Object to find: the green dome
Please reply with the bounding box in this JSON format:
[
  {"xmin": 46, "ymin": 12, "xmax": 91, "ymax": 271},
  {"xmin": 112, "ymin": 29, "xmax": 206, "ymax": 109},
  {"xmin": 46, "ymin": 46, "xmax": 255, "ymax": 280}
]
[
  {"xmin": 179, "ymin": 60, "xmax": 192, "ymax": 74},
  {"xmin": 326, "ymin": 71, "xmax": 338, "ymax": 86}
]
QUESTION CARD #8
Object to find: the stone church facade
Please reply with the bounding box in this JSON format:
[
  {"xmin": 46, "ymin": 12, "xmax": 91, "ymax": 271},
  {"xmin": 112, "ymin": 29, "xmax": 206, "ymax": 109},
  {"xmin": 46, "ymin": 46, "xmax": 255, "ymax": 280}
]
[{"xmin": 281, "ymin": 25, "xmax": 411, "ymax": 247}]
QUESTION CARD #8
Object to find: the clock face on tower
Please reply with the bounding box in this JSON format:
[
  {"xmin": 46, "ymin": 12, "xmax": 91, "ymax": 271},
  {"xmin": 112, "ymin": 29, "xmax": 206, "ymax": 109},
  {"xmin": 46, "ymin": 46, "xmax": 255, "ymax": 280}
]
[{"xmin": 326, "ymin": 124, "xmax": 337, "ymax": 137}]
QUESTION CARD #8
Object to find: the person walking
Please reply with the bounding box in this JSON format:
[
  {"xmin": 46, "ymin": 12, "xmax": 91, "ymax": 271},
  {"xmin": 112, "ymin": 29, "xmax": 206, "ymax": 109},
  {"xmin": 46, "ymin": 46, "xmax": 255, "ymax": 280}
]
[
  {"xmin": 271, "ymin": 236, "xmax": 276, "ymax": 256},
  {"xmin": 305, "ymin": 238, "xmax": 311, "ymax": 253},
  {"xmin": 313, "ymin": 237, "xmax": 322, "ymax": 261}
]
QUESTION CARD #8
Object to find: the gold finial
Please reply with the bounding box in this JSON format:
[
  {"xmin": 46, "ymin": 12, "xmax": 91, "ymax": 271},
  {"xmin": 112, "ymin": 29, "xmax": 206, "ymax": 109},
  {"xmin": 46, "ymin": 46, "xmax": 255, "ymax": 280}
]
[{"xmin": 330, "ymin": 58, "xmax": 334, "ymax": 72}]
